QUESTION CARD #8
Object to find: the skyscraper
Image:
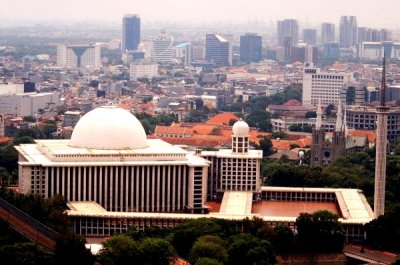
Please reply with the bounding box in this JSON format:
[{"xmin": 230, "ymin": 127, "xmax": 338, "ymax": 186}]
[
  {"xmin": 152, "ymin": 33, "xmax": 174, "ymax": 63},
  {"xmin": 240, "ymin": 33, "xmax": 262, "ymax": 63},
  {"xmin": 302, "ymin": 29, "xmax": 317, "ymax": 45},
  {"xmin": 339, "ymin": 16, "xmax": 357, "ymax": 47},
  {"xmin": 374, "ymin": 55, "xmax": 389, "ymax": 217},
  {"xmin": 122, "ymin": 14, "xmax": 141, "ymax": 51},
  {"xmin": 321, "ymin": 23, "xmax": 335, "ymax": 45},
  {"xmin": 205, "ymin": 34, "xmax": 232, "ymax": 66},
  {"xmin": 277, "ymin": 19, "xmax": 299, "ymax": 46}
]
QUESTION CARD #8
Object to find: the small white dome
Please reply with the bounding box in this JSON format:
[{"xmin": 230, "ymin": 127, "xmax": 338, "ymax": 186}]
[
  {"xmin": 232, "ymin": 119, "xmax": 249, "ymax": 137},
  {"xmin": 70, "ymin": 106, "xmax": 148, "ymax": 150}
]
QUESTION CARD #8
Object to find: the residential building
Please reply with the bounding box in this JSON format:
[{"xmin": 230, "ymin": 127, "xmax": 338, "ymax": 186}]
[
  {"xmin": 339, "ymin": 16, "xmax": 358, "ymax": 47},
  {"xmin": 129, "ymin": 61, "xmax": 158, "ymax": 80},
  {"xmin": 277, "ymin": 19, "xmax": 299, "ymax": 46},
  {"xmin": 57, "ymin": 43, "xmax": 101, "ymax": 69}
]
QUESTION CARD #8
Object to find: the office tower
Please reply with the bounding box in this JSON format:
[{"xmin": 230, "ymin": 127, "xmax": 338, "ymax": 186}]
[
  {"xmin": 152, "ymin": 33, "xmax": 173, "ymax": 63},
  {"xmin": 57, "ymin": 43, "xmax": 101, "ymax": 68},
  {"xmin": 374, "ymin": 56, "xmax": 389, "ymax": 217},
  {"xmin": 302, "ymin": 65, "xmax": 353, "ymax": 106},
  {"xmin": 283, "ymin": 36, "xmax": 293, "ymax": 62},
  {"xmin": 240, "ymin": 33, "xmax": 262, "ymax": 63},
  {"xmin": 191, "ymin": 45, "xmax": 206, "ymax": 61},
  {"xmin": 321, "ymin": 23, "xmax": 335, "ymax": 45},
  {"xmin": 277, "ymin": 19, "xmax": 299, "ymax": 46},
  {"xmin": 323, "ymin": 43, "xmax": 340, "ymax": 59},
  {"xmin": 205, "ymin": 34, "xmax": 232, "ymax": 66},
  {"xmin": 303, "ymin": 29, "xmax": 317, "ymax": 45},
  {"xmin": 122, "ymin": 14, "xmax": 141, "ymax": 51},
  {"xmin": 339, "ymin": 16, "xmax": 358, "ymax": 47}
]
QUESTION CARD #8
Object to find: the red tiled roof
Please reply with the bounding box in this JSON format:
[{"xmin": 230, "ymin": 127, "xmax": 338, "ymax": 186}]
[
  {"xmin": 347, "ymin": 130, "xmax": 376, "ymax": 143},
  {"xmin": 206, "ymin": 112, "xmax": 239, "ymax": 126},
  {"xmin": 282, "ymin": 99, "xmax": 302, "ymax": 106},
  {"xmin": 154, "ymin": 125, "xmax": 192, "ymax": 135},
  {"xmin": 0, "ymin": 137, "xmax": 11, "ymax": 144}
]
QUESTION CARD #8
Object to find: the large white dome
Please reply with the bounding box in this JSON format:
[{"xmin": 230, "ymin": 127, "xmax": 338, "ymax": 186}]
[
  {"xmin": 232, "ymin": 119, "xmax": 249, "ymax": 137},
  {"xmin": 70, "ymin": 106, "xmax": 148, "ymax": 150}
]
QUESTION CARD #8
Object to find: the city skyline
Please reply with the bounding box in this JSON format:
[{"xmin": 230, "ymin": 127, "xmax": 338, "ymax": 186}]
[{"xmin": 0, "ymin": 0, "xmax": 399, "ymax": 28}]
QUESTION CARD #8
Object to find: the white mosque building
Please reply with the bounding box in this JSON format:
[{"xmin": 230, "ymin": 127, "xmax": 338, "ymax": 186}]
[{"xmin": 16, "ymin": 106, "xmax": 374, "ymax": 239}]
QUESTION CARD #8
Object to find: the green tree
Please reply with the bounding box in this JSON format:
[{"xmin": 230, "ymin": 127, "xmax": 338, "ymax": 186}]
[
  {"xmin": 228, "ymin": 234, "xmax": 275, "ymax": 265},
  {"xmin": 172, "ymin": 218, "xmax": 222, "ymax": 258},
  {"xmin": 55, "ymin": 235, "xmax": 94, "ymax": 265},
  {"xmin": 140, "ymin": 237, "xmax": 174, "ymax": 265},
  {"xmin": 296, "ymin": 210, "xmax": 343, "ymax": 252},
  {"xmin": 253, "ymin": 137, "xmax": 273, "ymax": 157},
  {"xmin": 305, "ymin": 111, "xmax": 317, "ymax": 118},
  {"xmin": 189, "ymin": 235, "xmax": 228, "ymax": 265},
  {"xmin": 99, "ymin": 234, "xmax": 141, "ymax": 265},
  {"xmin": 0, "ymin": 242, "xmax": 57, "ymax": 265},
  {"xmin": 271, "ymin": 131, "xmax": 290, "ymax": 139}
]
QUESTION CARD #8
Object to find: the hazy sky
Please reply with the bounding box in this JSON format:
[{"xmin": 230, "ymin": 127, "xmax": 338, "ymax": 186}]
[{"xmin": 0, "ymin": 0, "xmax": 399, "ymax": 28}]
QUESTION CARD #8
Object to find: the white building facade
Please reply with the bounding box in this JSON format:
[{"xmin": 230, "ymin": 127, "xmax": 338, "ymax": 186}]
[
  {"xmin": 302, "ymin": 66, "xmax": 353, "ymax": 106},
  {"xmin": 57, "ymin": 43, "xmax": 101, "ymax": 69},
  {"xmin": 129, "ymin": 62, "xmax": 158, "ymax": 80},
  {"xmin": 17, "ymin": 107, "xmax": 209, "ymax": 213},
  {"xmin": 201, "ymin": 120, "xmax": 263, "ymax": 200}
]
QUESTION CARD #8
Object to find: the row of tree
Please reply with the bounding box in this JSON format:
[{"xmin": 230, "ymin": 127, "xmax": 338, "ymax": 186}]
[{"xmin": 99, "ymin": 211, "xmax": 344, "ymax": 265}]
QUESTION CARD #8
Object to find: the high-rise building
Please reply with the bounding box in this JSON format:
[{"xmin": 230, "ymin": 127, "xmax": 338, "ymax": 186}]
[
  {"xmin": 302, "ymin": 29, "xmax": 317, "ymax": 45},
  {"xmin": 240, "ymin": 33, "xmax": 262, "ymax": 63},
  {"xmin": 152, "ymin": 33, "xmax": 174, "ymax": 63},
  {"xmin": 358, "ymin": 28, "xmax": 391, "ymax": 43},
  {"xmin": 321, "ymin": 23, "xmax": 335, "ymax": 45},
  {"xmin": 374, "ymin": 56, "xmax": 389, "ymax": 217},
  {"xmin": 57, "ymin": 43, "xmax": 101, "ymax": 68},
  {"xmin": 339, "ymin": 16, "xmax": 358, "ymax": 47},
  {"xmin": 122, "ymin": 14, "xmax": 141, "ymax": 51},
  {"xmin": 277, "ymin": 19, "xmax": 299, "ymax": 46},
  {"xmin": 283, "ymin": 36, "xmax": 293, "ymax": 62},
  {"xmin": 206, "ymin": 34, "xmax": 232, "ymax": 66},
  {"xmin": 323, "ymin": 43, "xmax": 340, "ymax": 59},
  {"xmin": 302, "ymin": 65, "xmax": 353, "ymax": 106}
]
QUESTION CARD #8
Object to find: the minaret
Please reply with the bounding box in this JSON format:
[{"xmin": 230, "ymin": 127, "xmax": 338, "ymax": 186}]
[{"xmin": 374, "ymin": 54, "xmax": 389, "ymax": 218}]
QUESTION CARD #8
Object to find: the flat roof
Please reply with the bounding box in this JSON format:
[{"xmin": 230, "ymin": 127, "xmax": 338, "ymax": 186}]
[
  {"xmin": 16, "ymin": 139, "xmax": 209, "ymax": 167},
  {"xmin": 219, "ymin": 191, "xmax": 253, "ymax": 215},
  {"xmin": 66, "ymin": 187, "xmax": 374, "ymax": 225}
]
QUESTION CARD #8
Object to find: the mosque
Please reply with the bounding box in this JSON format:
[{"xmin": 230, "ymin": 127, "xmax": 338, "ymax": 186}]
[{"xmin": 16, "ymin": 105, "xmax": 374, "ymax": 240}]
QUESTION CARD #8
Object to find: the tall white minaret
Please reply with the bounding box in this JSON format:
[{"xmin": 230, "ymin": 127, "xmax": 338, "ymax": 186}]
[{"xmin": 374, "ymin": 54, "xmax": 389, "ymax": 218}]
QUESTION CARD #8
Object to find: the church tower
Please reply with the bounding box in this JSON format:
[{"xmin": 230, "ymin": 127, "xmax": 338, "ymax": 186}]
[
  {"xmin": 374, "ymin": 55, "xmax": 389, "ymax": 218},
  {"xmin": 332, "ymin": 100, "xmax": 346, "ymax": 159},
  {"xmin": 311, "ymin": 100, "xmax": 325, "ymax": 165}
]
